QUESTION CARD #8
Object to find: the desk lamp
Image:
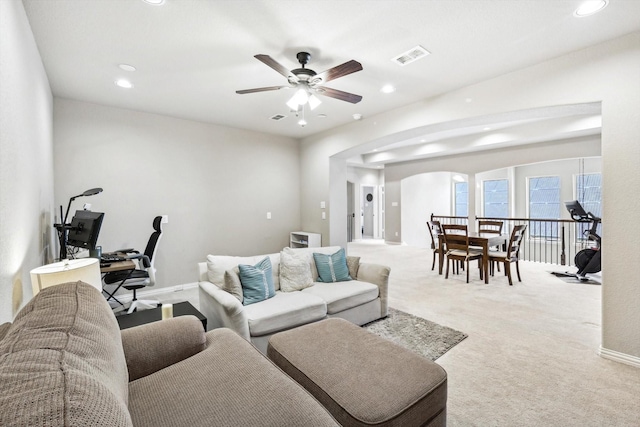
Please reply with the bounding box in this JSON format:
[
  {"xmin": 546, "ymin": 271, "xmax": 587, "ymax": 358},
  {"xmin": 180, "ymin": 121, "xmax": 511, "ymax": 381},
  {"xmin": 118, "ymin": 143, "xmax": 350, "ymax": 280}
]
[
  {"xmin": 54, "ymin": 187, "xmax": 103, "ymax": 260},
  {"xmin": 30, "ymin": 258, "xmax": 102, "ymax": 296}
]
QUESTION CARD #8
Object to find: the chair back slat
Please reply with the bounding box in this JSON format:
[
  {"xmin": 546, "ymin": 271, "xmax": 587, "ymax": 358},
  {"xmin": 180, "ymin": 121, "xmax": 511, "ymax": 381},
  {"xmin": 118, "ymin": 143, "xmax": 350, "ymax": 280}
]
[{"xmin": 478, "ymin": 220, "xmax": 504, "ymax": 235}]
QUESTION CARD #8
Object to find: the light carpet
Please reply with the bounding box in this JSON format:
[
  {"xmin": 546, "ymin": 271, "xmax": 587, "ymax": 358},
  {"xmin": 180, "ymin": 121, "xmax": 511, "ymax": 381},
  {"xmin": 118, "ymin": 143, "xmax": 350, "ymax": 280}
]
[{"xmin": 364, "ymin": 307, "xmax": 467, "ymax": 361}]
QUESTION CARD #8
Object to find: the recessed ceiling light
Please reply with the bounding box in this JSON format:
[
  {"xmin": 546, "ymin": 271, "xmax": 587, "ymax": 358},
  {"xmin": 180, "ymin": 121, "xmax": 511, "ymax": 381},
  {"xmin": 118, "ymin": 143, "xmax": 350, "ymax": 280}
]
[
  {"xmin": 574, "ymin": 0, "xmax": 608, "ymax": 17},
  {"xmin": 317, "ymin": 114, "xmax": 327, "ymax": 119},
  {"xmin": 353, "ymin": 113, "xmax": 363, "ymax": 120},
  {"xmin": 142, "ymin": 0, "xmax": 165, "ymax": 5},
  {"xmin": 420, "ymin": 139, "xmax": 426, "ymax": 143},
  {"xmin": 373, "ymin": 149, "xmax": 378, "ymax": 152},
  {"xmin": 483, "ymin": 127, "xmax": 492, "ymax": 131},
  {"xmin": 118, "ymin": 64, "xmax": 136, "ymax": 72},
  {"xmin": 380, "ymin": 84, "xmax": 396, "ymax": 94},
  {"xmin": 465, "ymin": 98, "xmax": 473, "ymax": 103},
  {"xmin": 115, "ymin": 79, "xmax": 133, "ymax": 89}
]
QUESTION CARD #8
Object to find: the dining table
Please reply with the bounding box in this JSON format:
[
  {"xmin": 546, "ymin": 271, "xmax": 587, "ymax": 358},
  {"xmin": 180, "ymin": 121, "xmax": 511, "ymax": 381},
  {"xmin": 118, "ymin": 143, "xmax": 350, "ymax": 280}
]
[{"xmin": 438, "ymin": 232, "xmax": 507, "ymax": 284}]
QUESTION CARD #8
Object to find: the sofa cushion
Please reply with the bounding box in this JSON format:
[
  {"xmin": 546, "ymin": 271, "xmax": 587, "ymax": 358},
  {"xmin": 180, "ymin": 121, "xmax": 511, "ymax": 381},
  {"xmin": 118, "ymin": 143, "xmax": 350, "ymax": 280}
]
[
  {"xmin": 280, "ymin": 247, "xmax": 314, "ymax": 292},
  {"xmin": 313, "ymin": 248, "xmax": 352, "ymax": 282},
  {"xmin": 0, "ymin": 281, "xmax": 132, "ymax": 427},
  {"xmin": 207, "ymin": 253, "xmax": 281, "ymax": 290},
  {"xmin": 128, "ymin": 328, "xmax": 339, "ymax": 427},
  {"xmin": 301, "ymin": 281, "xmax": 379, "ymax": 315},
  {"xmin": 239, "ymin": 257, "xmax": 276, "ymax": 305},
  {"xmin": 244, "ymin": 292, "xmax": 327, "ymax": 336}
]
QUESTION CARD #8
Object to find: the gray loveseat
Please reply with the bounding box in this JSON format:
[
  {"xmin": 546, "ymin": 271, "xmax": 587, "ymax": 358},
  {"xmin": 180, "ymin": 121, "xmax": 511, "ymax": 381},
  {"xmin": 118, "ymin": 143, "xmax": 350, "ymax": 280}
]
[
  {"xmin": 0, "ymin": 281, "xmax": 339, "ymax": 426},
  {"xmin": 198, "ymin": 246, "xmax": 391, "ymax": 353}
]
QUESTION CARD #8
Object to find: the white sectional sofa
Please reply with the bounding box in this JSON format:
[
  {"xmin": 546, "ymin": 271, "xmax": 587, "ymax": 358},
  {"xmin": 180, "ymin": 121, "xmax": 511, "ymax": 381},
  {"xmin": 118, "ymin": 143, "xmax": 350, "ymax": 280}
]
[{"xmin": 197, "ymin": 246, "xmax": 390, "ymax": 353}]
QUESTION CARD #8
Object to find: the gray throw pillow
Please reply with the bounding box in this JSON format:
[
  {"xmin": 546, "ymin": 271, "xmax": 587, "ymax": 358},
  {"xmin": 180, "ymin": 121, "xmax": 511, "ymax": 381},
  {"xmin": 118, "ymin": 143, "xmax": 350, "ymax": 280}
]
[
  {"xmin": 223, "ymin": 268, "xmax": 243, "ymax": 303},
  {"xmin": 346, "ymin": 256, "xmax": 360, "ymax": 280}
]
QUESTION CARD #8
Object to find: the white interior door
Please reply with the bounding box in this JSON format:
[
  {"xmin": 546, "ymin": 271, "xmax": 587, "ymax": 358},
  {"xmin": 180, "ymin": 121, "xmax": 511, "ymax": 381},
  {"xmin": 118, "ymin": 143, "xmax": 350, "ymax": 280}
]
[{"xmin": 362, "ymin": 186, "xmax": 374, "ymax": 238}]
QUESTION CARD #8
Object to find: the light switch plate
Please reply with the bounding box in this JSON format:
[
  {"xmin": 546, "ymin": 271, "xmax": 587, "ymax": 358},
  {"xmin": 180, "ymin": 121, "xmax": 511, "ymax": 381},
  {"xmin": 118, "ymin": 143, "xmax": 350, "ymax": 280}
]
[
  {"xmin": 320, "ymin": 201, "xmax": 326, "ymax": 209},
  {"xmin": 267, "ymin": 212, "xmax": 272, "ymax": 219},
  {"xmin": 161, "ymin": 215, "xmax": 169, "ymax": 224}
]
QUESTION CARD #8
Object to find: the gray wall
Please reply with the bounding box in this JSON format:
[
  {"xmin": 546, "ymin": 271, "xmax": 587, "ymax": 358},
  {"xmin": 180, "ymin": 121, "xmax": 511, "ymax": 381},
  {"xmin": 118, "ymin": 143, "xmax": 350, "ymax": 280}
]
[
  {"xmin": 0, "ymin": 0, "xmax": 55, "ymax": 323},
  {"xmin": 53, "ymin": 99, "xmax": 300, "ymax": 290},
  {"xmin": 300, "ymin": 33, "xmax": 640, "ymax": 362}
]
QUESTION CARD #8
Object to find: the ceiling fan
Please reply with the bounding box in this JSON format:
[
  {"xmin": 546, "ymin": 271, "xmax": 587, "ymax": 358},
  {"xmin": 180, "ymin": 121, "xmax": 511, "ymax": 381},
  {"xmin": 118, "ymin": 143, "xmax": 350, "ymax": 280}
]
[{"xmin": 236, "ymin": 52, "xmax": 363, "ymax": 108}]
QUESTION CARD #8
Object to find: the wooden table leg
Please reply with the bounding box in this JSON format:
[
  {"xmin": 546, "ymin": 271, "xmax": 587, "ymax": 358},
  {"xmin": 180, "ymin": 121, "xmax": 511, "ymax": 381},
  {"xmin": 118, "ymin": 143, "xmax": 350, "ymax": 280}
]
[
  {"xmin": 438, "ymin": 236, "xmax": 445, "ymax": 275},
  {"xmin": 483, "ymin": 241, "xmax": 489, "ymax": 284}
]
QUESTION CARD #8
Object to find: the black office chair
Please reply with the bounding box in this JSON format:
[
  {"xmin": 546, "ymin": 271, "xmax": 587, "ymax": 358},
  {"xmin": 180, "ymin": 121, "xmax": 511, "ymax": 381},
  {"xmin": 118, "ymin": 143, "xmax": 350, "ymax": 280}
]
[{"xmin": 104, "ymin": 216, "xmax": 163, "ymax": 314}]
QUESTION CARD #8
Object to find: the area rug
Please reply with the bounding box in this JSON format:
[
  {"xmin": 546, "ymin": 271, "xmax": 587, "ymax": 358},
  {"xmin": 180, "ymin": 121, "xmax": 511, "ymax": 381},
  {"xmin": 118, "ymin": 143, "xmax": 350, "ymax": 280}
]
[{"xmin": 363, "ymin": 308, "xmax": 468, "ymax": 361}]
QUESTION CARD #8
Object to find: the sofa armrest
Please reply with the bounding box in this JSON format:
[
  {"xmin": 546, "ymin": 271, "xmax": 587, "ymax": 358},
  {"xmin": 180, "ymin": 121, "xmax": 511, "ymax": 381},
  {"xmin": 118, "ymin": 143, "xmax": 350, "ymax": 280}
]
[
  {"xmin": 121, "ymin": 315, "xmax": 206, "ymax": 381},
  {"xmin": 198, "ymin": 281, "xmax": 250, "ymax": 340},
  {"xmin": 356, "ymin": 262, "xmax": 391, "ymax": 317}
]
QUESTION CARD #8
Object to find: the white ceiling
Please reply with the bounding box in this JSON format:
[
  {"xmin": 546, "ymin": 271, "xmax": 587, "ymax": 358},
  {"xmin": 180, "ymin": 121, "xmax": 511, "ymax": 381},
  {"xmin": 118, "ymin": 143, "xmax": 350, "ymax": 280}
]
[{"xmin": 22, "ymin": 0, "xmax": 640, "ymax": 165}]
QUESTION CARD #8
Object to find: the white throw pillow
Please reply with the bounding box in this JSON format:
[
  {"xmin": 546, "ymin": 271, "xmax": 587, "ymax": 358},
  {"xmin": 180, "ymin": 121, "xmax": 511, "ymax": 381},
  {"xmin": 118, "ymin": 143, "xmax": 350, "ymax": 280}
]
[{"xmin": 279, "ymin": 247, "xmax": 314, "ymax": 292}]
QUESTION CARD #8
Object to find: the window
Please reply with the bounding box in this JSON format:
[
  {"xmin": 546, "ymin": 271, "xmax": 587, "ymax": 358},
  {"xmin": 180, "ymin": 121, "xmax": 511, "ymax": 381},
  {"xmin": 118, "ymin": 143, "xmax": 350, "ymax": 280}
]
[
  {"xmin": 483, "ymin": 179, "xmax": 508, "ymax": 217},
  {"xmin": 455, "ymin": 182, "xmax": 468, "ymax": 217},
  {"xmin": 529, "ymin": 176, "xmax": 560, "ymax": 239},
  {"xmin": 576, "ymin": 173, "xmax": 602, "ymax": 238}
]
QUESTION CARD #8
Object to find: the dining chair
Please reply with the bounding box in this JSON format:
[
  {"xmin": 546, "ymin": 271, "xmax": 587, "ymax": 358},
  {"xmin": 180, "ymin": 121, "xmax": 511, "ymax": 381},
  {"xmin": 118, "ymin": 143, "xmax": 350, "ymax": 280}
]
[
  {"xmin": 442, "ymin": 224, "xmax": 484, "ymax": 283},
  {"xmin": 426, "ymin": 220, "xmax": 443, "ymax": 271},
  {"xmin": 478, "ymin": 220, "xmax": 505, "ymax": 271},
  {"xmin": 489, "ymin": 224, "xmax": 527, "ymax": 286}
]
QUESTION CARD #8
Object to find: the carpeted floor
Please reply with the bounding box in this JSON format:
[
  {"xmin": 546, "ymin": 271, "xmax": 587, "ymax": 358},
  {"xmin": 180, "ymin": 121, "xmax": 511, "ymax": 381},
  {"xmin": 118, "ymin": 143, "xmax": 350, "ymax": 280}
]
[
  {"xmin": 348, "ymin": 240, "xmax": 640, "ymax": 427},
  {"xmin": 364, "ymin": 307, "xmax": 467, "ymax": 361}
]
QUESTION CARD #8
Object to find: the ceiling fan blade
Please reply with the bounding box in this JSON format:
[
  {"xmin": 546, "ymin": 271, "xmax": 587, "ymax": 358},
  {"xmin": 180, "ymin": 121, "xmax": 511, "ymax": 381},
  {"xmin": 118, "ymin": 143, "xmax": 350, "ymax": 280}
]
[
  {"xmin": 314, "ymin": 86, "xmax": 362, "ymax": 104},
  {"xmin": 236, "ymin": 85, "xmax": 288, "ymax": 94},
  {"xmin": 311, "ymin": 60, "xmax": 363, "ymax": 85},
  {"xmin": 254, "ymin": 54, "xmax": 298, "ymax": 83}
]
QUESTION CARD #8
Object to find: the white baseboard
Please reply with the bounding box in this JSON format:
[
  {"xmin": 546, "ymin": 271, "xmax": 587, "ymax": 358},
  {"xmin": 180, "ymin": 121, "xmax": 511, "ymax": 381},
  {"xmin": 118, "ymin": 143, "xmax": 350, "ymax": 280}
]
[
  {"xmin": 599, "ymin": 346, "xmax": 640, "ymax": 368},
  {"xmin": 111, "ymin": 282, "xmax": 198, "ymax": 304}
]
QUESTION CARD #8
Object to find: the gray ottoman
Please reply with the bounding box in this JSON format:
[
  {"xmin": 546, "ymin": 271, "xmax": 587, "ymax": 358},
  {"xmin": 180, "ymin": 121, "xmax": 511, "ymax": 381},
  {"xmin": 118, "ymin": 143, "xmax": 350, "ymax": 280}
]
[{"xmin": 267, "ymin": 318, "xmax": 447, "ymax": 427}]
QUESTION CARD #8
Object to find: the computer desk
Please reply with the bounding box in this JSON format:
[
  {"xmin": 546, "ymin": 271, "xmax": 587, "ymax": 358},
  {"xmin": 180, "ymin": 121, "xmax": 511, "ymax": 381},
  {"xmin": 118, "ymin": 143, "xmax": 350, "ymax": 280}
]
[{"xmin": 100, "ymin": 255, "xmax": 136, "ymax": 308}]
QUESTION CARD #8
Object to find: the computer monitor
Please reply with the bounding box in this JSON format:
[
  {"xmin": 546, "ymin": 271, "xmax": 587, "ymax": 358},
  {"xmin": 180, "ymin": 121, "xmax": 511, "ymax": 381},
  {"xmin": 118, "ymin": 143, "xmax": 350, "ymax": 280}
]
[{"xmin": 67, "ymin": 210, "xmax": 104, "ymax": 250}]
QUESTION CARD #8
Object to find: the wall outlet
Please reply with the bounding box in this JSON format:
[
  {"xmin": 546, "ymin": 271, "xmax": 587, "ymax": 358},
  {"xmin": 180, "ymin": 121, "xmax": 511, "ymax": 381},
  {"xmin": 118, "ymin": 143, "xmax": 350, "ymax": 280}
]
[
  {"xmin": 161, "ymin": 215, "xmax": 169, "ymax": 224},
  {"xmin": 395, "ymin": 232, "xmax": 399, "ymax": 236},
  {"xmin": 322, "ymin": 212, "xmax": 326, "ymax": 220},
  {"xmin": 267, "ymin": 212, "xmax": 272, "ymax": 220}
]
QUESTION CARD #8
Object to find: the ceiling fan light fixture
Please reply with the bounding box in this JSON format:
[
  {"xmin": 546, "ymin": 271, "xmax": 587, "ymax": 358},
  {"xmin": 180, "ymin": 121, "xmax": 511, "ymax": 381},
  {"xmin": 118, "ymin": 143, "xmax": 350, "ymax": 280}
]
[
  {"xmin": 286, "ymin": 97, "xmax": 300, "ymax": 111},
  {"xmin": 308, "ymin": 94, "xmax": 322, "ymax": 110}
]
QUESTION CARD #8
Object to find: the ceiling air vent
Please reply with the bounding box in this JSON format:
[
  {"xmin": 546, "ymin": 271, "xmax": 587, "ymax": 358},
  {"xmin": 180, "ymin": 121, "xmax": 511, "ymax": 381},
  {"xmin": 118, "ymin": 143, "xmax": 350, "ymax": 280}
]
[
  {"xmin": 392, "ymin": 45, "xmax": 430, "ymax": 66},
  {"xmin": 270, "ymin": 114, "xmax": 287, "ymax": 121}
]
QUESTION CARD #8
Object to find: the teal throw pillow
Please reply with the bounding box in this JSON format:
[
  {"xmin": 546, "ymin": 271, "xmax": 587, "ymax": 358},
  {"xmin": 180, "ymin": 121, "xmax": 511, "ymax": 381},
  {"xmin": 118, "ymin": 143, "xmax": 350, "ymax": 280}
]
[
  {"xmin": 313, "ymin": 248, "xmax": 352, "ymax": 283},
  {"xmin": 238, "ymin": 257, "xmax": 275, "ymax": 306}
]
